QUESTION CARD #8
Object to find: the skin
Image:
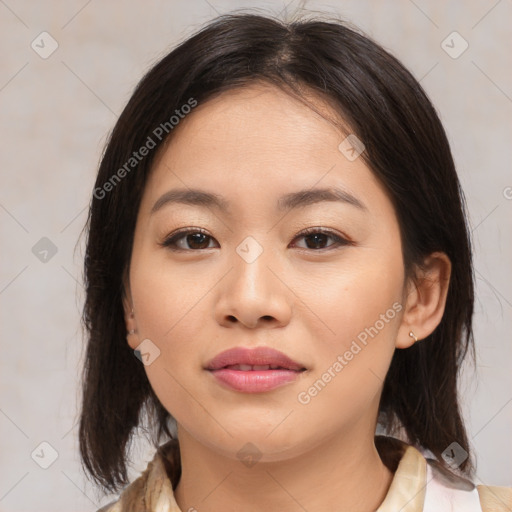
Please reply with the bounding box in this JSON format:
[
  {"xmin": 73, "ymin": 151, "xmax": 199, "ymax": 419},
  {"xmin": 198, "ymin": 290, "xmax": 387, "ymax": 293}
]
[{"xmin": 123, "ymin": 82, "xmax": 451, "ymax": 512}]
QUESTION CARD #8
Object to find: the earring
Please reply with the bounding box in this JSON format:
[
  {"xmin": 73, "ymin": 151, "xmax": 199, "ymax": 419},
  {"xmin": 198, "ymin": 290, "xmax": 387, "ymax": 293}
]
[
  {"xmin": 127, "ymin": 307, "xmax": 136, "ymax": 335},
  {"xmin": 409, "ymin": 330, "xmax": 418, "ymax": 343}
]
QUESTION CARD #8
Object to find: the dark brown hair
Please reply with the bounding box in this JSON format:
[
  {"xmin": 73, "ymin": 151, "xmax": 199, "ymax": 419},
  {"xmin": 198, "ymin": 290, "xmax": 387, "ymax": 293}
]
[{"xmin": 79, "ymin": 12, "xmax": 475, "ymax": 494}]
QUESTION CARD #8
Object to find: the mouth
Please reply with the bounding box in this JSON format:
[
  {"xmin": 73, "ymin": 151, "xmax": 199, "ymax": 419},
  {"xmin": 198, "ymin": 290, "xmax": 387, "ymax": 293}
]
[{"xmin": 205, "ymin": 346, "xmax": 306, "ymax": 393}]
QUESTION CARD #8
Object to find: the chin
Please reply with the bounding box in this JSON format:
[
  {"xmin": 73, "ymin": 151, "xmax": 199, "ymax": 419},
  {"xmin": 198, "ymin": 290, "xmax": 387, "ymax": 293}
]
[{"xmin": 192, "ymin": 425, "xmax": 306, "ymax": 462}]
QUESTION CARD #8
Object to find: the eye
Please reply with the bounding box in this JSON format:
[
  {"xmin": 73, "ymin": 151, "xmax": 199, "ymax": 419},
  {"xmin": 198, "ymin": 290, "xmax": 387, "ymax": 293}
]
[
  {"xmin": 160, "ymin": 228, "xmax": 218, "ymax": 251},
  {"xmin": 291, "ymin": 227, "xmax": 352, "ymax": 251}
]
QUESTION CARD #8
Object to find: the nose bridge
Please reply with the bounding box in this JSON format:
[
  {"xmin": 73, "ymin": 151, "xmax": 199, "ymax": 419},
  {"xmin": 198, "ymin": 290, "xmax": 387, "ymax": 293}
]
[
  {"xmin": 215, "ymin": 234, "xmax": 291, "ymax": 327},
  {"xmin": 231, "ymin": 234, "xmax": 275, "ymax": 300}
]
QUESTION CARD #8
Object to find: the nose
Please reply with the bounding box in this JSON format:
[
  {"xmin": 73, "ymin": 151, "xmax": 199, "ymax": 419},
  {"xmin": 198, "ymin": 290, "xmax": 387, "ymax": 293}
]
[{"xmin": 214, "ymin": 245, "xmax": 293, "ymax": 329}]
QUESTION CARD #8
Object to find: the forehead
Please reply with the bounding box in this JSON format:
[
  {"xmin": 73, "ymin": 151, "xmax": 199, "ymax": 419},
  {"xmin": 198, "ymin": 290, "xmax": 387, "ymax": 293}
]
[
  {"xmin": 169, "ymin": 82, "xmax": 344, "ymax": 153},
  {"xmin": 141, "ymin": 82, "xmax": 391, "ymax": 222}
]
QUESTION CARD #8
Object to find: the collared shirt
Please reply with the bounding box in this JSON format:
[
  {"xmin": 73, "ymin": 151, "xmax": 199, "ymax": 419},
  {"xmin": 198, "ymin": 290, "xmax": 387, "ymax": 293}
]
[{"xmin": 98, "ymin": 437, "xmax": 512, "ymax": 511}]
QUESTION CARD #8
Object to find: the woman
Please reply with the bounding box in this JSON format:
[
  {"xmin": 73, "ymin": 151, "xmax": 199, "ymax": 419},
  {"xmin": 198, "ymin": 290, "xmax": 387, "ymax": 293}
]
[{"xmin": 79, "ymin": 12, "xmax": 512, "ymax": 512}]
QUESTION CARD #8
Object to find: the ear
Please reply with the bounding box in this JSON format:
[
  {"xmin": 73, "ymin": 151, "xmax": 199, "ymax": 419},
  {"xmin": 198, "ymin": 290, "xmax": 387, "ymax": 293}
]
[
  {"xmin": 396, "ymin": 251, "xmax": 451, "ymax": 349},
  {"xmin": 122, "ymin": 274, "xmax": 139, "ymax": 350}
]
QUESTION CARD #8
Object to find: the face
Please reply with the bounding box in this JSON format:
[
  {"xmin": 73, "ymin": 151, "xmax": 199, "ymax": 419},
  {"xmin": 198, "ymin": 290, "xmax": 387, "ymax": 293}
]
[{"xmin": 125, "ymin": 82, "xmax": 411, "ymax": 462}]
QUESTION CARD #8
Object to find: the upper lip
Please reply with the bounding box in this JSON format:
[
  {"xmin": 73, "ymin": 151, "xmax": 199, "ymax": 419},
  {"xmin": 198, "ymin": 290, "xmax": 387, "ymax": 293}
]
[{"xmin": 205, "ymin": 346, "xmax": 306, "ymax": 371}]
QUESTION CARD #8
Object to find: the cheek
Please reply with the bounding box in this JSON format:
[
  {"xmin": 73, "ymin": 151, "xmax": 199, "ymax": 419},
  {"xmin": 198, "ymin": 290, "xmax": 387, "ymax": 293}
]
[
  {"xmin": 129, "ymin": 252, "xmax": 211, "ymax": 420},
  {"xmin": 130, "ymin": 243, "xmax": 208, "ymax": 339},
  {"xmin": 294, "ymin": 239, "xmax": 404, "ymax": 406},
  {"xmin": 293, "ymin": 267, "xmax": 402, "ymax": 437},
  {"xmin": 128, "ymin": 241, "xmax": 225, "ymax": 365},
  {"xmin": 301, "ymin": 244, "xmax": 404, "ymax": 350}
]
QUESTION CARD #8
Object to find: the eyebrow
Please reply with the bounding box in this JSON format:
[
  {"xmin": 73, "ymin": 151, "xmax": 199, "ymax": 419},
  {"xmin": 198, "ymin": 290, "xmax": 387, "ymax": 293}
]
[{"xmin": 150, "ymin": 186, "xmax": 368, "ymax": 215}]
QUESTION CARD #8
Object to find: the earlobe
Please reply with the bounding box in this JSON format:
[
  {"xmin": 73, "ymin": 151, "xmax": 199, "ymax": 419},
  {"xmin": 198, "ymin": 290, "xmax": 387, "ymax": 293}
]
[
  {"xmin": 122, "ymin": 283, "xmax": 139, "ymax": 349},
  {"xmin": 396, "ymin": 251, "xmax": 451, "ymax": 349}
]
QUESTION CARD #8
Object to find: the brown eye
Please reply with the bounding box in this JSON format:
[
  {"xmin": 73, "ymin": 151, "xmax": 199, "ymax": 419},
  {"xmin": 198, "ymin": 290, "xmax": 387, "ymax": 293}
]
[
  {"xmin": 292, "ymin": 228, "xmax": 351, "ymax": 251},
  {"xmin": 161, "ymin": 229, "xmax": 217, "ymax": 251}
]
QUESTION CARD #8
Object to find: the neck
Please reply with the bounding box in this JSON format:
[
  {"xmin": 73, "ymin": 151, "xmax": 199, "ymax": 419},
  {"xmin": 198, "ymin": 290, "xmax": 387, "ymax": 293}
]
[{"xmin": 173, "ymin": 425, "xmax": 394, "ymax": 512}]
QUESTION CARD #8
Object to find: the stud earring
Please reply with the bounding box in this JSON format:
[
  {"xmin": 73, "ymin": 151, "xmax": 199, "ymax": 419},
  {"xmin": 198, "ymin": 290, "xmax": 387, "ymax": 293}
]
[
  {"xmin": 409, "ymin": 330, "xmax": 418, "ymax": 343},
  {"xmin": 127, "ymin": 307, "xmax": 136, "ymax": 335}
]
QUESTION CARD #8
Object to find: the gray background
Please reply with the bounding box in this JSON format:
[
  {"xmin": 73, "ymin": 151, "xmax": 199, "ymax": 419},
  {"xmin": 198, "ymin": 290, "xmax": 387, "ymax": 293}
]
[{"xmin": 0, "ymin": 1, "xmax": 511, "ymax": 510}]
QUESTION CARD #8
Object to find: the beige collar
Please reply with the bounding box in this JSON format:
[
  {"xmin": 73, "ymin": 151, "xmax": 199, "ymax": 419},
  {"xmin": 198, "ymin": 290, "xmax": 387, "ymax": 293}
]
[{"xmin": 376, "ymin": 443, "xmax": 426, "ymax": 512}]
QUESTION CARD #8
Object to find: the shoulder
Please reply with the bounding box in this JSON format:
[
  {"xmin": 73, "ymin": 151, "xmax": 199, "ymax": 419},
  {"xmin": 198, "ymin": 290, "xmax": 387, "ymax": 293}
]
[
  {"xmin": 376, "ymin": 436, "xmax": 512, "ymax": 512},
  {"xmin": 92, "ymin": 453, "xmax": 160, "ymax": 512},
  {"xmin": 94, "ymin": 472, "xmax": 147, "ymax": 511},
  {"xmin": 423, "ymin": 457, "xmax": 512, "ymax": 512},
  {"xmin": 477, "ymin": 484, "xmax": 512, "ymax": 512},
  {"xmin": 94, "ymin": 439, "xmax": 180, "ymax": 512}
]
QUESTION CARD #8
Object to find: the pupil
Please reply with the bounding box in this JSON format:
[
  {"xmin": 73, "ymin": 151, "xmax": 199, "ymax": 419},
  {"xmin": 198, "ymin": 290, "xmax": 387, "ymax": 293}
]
[
  {"xmin": 306, "ymin": 233, "xmax": 327, "ymax": 249},
  {"xmin": 188, "ymin": 233, "xmax": 208, "ymax": 249}
]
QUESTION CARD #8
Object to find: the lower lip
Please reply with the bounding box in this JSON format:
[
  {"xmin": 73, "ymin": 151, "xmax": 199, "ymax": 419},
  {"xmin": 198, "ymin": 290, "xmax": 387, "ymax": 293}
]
[{"xmin": 208, "ymin": 368, "xmax": 303, "ymax": 393}]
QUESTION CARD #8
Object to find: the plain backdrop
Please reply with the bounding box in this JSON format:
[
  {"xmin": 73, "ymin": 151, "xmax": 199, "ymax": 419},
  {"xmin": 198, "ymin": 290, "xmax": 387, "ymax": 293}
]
[{"xmin": 0, "ymin": 1, "xmax": 511, "ymax": 510}]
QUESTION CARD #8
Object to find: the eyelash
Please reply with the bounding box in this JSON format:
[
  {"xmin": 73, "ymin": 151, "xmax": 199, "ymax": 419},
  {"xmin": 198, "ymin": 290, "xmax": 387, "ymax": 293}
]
[{"xmin": 159, "ymin": 227, "xmax": 352, "ymax": 252}]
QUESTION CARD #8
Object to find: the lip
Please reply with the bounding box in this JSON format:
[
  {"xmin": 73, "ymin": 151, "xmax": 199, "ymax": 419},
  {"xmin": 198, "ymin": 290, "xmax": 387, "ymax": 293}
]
[
  {"xmin": 206, "ymin": 346, "xmax": 305, "ymax": 371},
  {"xmin": 205, "ymin": 346, "xmax": 306, "ymax": 393}
]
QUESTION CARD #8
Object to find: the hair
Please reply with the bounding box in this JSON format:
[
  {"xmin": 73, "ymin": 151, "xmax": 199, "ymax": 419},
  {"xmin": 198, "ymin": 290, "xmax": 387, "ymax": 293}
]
[{"xmin": 79, "ymin": 11, "xmax": 476, "ymax": 494}]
